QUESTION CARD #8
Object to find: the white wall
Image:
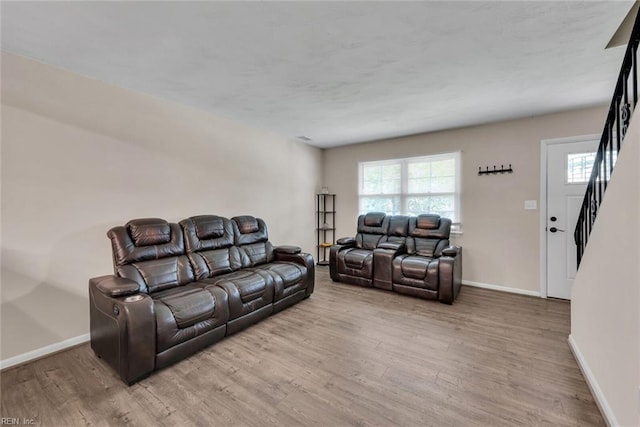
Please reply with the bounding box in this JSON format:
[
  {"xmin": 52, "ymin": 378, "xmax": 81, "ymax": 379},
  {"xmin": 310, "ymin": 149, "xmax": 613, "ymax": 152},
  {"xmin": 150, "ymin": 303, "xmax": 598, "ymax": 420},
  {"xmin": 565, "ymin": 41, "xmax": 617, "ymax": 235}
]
[
  {"xmin": 0, "ymin": 52, "xmax": 323, "ymax": 361},
  {"xmin": 570, "ymin": 114, "xmax": 640, "ymax": 427},
  {"xmin": 323, "ymin": 107, "xmax": 607, "ymax": 294}
]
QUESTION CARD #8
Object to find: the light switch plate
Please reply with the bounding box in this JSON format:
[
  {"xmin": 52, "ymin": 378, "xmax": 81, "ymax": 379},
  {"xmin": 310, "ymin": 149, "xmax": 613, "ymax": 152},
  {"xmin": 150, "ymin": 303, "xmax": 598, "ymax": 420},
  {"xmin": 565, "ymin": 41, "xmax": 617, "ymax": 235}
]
[{"xmin": 524, "ymin": 200, "xmax": 537, "ymax": 210}]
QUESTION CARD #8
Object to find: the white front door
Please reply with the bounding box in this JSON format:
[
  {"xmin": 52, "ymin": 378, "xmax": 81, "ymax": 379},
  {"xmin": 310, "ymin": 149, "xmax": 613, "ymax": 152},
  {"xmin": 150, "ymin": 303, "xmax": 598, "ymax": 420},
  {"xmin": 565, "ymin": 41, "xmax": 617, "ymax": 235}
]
[{"xmin": 546, "ymin": 139, "xmax": 599, "ymax": 299}]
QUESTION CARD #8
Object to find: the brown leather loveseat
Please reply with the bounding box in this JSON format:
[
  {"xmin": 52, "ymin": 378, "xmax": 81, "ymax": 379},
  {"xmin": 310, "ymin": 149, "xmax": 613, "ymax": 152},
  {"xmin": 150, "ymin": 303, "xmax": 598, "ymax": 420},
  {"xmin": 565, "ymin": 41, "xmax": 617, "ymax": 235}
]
[
  {"xmin": 330, "ymin": 212, "xmax": 461, "ymax": 304},
  {"xmin": 89, "ymin": 215, "xmax": 314, "ymax": 385}
]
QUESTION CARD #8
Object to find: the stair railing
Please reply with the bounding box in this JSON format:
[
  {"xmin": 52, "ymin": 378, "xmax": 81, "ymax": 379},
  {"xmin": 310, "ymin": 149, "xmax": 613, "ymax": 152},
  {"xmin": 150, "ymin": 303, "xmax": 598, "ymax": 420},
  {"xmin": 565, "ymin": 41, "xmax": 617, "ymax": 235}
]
[{"xmin": 575, "ymin": 10, "xmax": 640, "ymax": 266}]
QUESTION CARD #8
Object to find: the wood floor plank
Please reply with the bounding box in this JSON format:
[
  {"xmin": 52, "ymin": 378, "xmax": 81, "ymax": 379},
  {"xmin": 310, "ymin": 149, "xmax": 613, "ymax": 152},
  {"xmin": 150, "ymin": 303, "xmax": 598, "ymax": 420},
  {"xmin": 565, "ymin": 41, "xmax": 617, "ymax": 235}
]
[{"xmin": 1, "ymin": 267, "xmax": 604, "ymax": 426}]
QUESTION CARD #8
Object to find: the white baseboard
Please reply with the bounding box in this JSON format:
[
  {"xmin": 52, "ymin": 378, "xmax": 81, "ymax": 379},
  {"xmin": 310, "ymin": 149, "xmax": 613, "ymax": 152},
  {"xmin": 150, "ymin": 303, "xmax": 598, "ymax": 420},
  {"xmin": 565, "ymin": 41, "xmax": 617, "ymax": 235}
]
[
  {"xmin": 568, "ymin": 334, "xmax": 617, "ymax": 427},
  {"xmin": 0, "ymin": 333, "xmax": 90, "ymax": 371},
  {"xmin": 462, "ymin": 280, "xmax": 541, "ymax": 297}
]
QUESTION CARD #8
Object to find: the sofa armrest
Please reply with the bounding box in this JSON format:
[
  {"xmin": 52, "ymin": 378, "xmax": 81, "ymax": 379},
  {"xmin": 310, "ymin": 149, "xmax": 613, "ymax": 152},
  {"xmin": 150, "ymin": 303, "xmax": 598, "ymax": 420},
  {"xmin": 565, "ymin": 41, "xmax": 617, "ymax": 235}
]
[
  {"xmin": 273, "ymin": 251, "xmax": 315, "ymax": 296},
  {"xmin": 336, "ymin": 237, "xmax": 356, "ymax": 246},
  {"xmin": 274, "ymin": 245, "xmax": 301, "ymax": 255},
  {"xmin": 438, "ymin": 246, "xmax": 462, "ymax": 305},
  {"xmin": 441, "ymin": 246, "xmax": 459, "ymax": 257},
  {"xmin": 89, "ymin": 277, "xmax": 155, "ymax": 384},
  {"xmin": 90, "ymin": 275, "xmax": 140, "ymax": 297},
  {"xmin": 329, "ymin": 237, "xmax": 357, "ymax": 282},
  {"xmin": 372, "ymin": 243, "xmax": 406, "ymax": 290},
  {"xmin": 377, "ymin": 242, "xmax": 406, "ymax": 252}
]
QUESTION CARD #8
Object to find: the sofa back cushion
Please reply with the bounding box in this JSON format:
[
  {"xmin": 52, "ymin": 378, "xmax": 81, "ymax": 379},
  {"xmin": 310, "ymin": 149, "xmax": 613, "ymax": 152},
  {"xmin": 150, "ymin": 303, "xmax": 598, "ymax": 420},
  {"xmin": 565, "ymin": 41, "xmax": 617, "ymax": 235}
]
[
  {"xmin": 355, "ymin": 212, "xmax": 389, "ymax": 250},
  {"xmin": 179, "ymin": 215, "xmax": 242, "ymax": 280},
  {"xmin": 117, "ymin": 256, "xmax": 195, "ymax": 294},
  {"xmin": 381, "ymin": 215, "xmax": 409, "ymax": 245},
  {"xmin": 107, "ymin": 218, "xmax": 193, "ymax": 293},
  {"xmin": 181, "ymin": 215, "xmax": 234, "ymax": 251},
  {"xmin": 128, "ymin": 218, "xmax": 171, "ymax": 246},
  {"xmin": 232, "ymin": 216, "xmax": 275, "ymax": 267},
  {"xmin": 406, "ymin": 214, "xmax": 451, "ymax": 258}
]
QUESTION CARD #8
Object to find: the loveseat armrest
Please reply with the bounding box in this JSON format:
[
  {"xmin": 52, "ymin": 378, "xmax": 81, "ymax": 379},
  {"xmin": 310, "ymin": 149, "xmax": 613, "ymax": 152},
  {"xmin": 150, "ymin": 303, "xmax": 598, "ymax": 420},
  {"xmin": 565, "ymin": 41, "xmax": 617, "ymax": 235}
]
[
  {"xmin": 336, "ymin": 237, "xmax": 356, "ymax": 246},
  {"xmin": 438, "ymin": 246, "xmax": 462, "ymax": 305},
  {"xmin": 89, "ymin": 276, "xmax": 155, "ymax": 385},
  {"xmin": 273, "ymin": 250, "xmax": 315, "ymax": 296},
  {"xmin": 90, "ymin": 275, "xmax": 140, "ymax": 297},
  {"xmin": 441, "ymin": 246, "xmax": 459, "ymax": 257},
  {"xmin": 377, "ymin": 242, "xmax": 406, "ymax": 252},
  {"xmin": 329, "ymin": 237, "xmax": 357, "ymax": 281},
  {"xmin": 373, "ymin": 243, "xmax": 407, "ymax": 290},
  {"xmin": 274, "ymin": 245, "xmax": 301, "ymax": 254}
]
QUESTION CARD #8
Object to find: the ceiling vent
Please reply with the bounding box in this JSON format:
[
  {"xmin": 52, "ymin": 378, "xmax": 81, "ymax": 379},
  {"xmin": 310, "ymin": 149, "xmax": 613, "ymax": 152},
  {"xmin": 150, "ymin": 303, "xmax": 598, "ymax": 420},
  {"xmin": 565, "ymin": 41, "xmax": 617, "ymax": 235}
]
[{"xmin": 296, "ymin": 136, "xmax": 313, "ymax": 142}]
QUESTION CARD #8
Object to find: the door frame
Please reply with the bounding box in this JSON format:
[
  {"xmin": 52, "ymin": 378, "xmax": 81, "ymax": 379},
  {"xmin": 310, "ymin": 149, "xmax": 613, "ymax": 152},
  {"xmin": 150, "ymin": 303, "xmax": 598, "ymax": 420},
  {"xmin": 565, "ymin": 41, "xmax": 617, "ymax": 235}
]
[{"xmin": 539, "ymin": 134, "xmax": 600, "ymax": 298}]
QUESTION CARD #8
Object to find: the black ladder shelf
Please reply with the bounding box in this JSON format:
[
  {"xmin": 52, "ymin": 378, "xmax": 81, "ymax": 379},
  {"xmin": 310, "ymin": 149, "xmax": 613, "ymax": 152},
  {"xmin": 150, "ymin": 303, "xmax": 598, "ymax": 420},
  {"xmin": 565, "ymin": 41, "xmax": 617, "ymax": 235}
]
[{"xmin": 316, "ymin": 193, "xmax": 336, "ymax": 265}]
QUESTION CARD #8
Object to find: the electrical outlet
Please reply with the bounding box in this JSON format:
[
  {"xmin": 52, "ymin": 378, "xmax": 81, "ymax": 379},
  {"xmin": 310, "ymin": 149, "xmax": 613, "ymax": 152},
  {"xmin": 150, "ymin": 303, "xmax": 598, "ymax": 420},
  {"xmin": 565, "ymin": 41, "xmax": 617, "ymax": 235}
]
[{"xmin": 524, "ymin": 200, "xmax": 537, "ymax": 210}]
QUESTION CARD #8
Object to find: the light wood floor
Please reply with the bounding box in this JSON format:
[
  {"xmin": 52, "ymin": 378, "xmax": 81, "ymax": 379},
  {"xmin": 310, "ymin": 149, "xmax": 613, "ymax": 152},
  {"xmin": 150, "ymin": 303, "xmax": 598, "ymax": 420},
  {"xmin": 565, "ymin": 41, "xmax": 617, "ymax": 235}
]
[{"xmin": 1, "ymin": 267, "xmax": 604, "ymax": 426}]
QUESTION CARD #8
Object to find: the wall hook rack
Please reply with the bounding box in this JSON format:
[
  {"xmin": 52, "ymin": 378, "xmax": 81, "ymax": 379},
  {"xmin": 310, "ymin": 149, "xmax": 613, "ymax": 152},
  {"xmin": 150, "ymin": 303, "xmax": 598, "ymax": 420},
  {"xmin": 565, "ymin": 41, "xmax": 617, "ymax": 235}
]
[{"xmin": 478, "ymin": 164, "xmax": 513, "ymax": 176}]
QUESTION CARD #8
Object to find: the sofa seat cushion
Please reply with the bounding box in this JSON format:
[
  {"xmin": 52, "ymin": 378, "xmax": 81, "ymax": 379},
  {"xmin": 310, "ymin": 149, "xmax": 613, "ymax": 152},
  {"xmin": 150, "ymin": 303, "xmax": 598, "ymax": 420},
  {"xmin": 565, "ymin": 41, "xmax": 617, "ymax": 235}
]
[
  {"xmin": 208, "ymin": 270, "xmax": 267, "ymax": 302},
  {"xmin": 202, "ymin": 270, "xmax": 275, "ymax": 320},
  {"xmin": 399, "ymin": 256, "xmax": 430, "ymax": 280},
  {"xmin": 153, "ymin": 284, "xmax": 229, "ymax": 353},
  {"xmin": 343, "ymin": 249, "xmax": 372, "ymax": 270},
  {"xmin": 154, "ymin": 286, "xmax": 214, "ymax": 328},
  {"xmin": 254, "ymin": 262, "xmax": 306, "ymax": 287},
  {"xmin": 392, "ymin": 255, "xmax": 439, "ymax": 291},
  {"xmin": 334, "ymin": 248, "xmax": 374, "ymax": 282},
  {"xmin": 253, "ymin": 262, "xmax": 307, "ymax": 302}
]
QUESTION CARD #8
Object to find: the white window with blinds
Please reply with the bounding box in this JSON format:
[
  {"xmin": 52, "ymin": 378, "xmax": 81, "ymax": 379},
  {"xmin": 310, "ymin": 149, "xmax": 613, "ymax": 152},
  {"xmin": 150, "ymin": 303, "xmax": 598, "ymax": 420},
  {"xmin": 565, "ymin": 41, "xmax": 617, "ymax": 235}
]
[{"xmin": 358, "ymin": 152, "xmax": 461, "ymax": 228}]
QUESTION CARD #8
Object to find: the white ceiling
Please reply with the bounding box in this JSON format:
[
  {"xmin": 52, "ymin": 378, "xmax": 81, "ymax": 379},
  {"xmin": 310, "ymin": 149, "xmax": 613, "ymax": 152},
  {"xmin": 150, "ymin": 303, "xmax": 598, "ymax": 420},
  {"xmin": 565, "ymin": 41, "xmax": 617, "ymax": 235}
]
[{"xmin": 1, "ymin": 1, "xmax": 633, "ymax": 148}]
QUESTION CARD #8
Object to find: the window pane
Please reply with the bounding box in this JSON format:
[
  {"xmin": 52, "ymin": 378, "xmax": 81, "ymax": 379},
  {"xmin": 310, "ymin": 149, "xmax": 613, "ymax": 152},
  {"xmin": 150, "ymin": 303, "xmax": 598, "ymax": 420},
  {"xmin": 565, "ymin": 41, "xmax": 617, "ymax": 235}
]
[
  {"xmin": 431, "ymin": 159, "xmax": 455, "ymax": 176},
  {"xmin": 406, "ymin": 195, "xmax": 455, "ymax": 221},
  {"xmin": 430, "ymin": 176, "xmax": 455, "ymax": 193},
  {"xmin": 408, "ymin": 162, "xmax": 430, "ymax": 179},
  {"xmin": 429, "ymin": 195, "xmax": 454, "ymax": 213},
  {"xmin": 382, "ymin": 178, "xmax": 401, "ymax": 194},
  {"xmin": 361, "ymin": 165, "xmax": 381, "ymax": 194},
  {"xmin": 362, "ymin": 165, "xmax": 380, "ymax": 194},
  {"xmin": 381, "ymin": 164, "xmax": 401, "ymax": 193},
  {"xmin": 407, "ymin": 163, "xmax": 429, "ymax": 193},
  {"xmin": 567, "ymin": 152, "xmax": 595, "ymax": 184},
  {"xmin": 406, "ymin": 196, "xmax": 431, "ymax": 213},
  {"xmin": 407, "ymin": 159, "xmax": 455, "ymax": 194},
  {"xmin": 360, "ymin": 196, "xmax": 401, "ymax": 215},
  {"xmin": 407, "ymin": 177, "xmax": 429, "ymax": 193},
  {"xmin": 362, "ymin": 163, "xmax": 401, "ymax": 194}
]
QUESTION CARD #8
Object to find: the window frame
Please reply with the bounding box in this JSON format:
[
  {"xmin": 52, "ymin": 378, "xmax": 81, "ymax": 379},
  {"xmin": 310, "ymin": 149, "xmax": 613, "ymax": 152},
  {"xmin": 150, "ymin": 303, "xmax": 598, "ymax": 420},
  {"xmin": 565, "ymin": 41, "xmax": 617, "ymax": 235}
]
[{"xmin": 358, "ymin": 151, "xmax": 462, "ymax": 231}]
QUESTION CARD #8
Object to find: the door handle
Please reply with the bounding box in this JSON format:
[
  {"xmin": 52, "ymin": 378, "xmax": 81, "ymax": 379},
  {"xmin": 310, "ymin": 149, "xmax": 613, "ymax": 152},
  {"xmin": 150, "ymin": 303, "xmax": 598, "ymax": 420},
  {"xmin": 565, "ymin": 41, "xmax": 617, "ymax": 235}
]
[{"xmin": 549, "ymin": 227, "xmax": 565, "ymax": 233}]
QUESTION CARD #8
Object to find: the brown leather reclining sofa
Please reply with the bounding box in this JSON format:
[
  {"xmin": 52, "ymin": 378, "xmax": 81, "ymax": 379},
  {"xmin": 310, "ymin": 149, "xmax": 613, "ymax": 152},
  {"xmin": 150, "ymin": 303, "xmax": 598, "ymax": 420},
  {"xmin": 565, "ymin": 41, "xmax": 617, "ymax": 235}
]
[
  {"xmin": 89, "ymin": 215, "xmax": 314, "ymax": 385},
  {"xmin": 330, "ymin": 212, "xmax": 462, "ymax": 304}
]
